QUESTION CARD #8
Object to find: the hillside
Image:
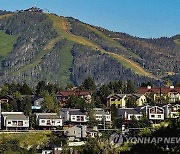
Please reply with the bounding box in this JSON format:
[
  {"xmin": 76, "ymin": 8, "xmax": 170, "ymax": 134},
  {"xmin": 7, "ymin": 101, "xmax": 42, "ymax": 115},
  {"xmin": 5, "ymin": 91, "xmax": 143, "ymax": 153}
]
[{"xmin": 0, "ymin": 8, "xmax": 179, "ymax": 87}]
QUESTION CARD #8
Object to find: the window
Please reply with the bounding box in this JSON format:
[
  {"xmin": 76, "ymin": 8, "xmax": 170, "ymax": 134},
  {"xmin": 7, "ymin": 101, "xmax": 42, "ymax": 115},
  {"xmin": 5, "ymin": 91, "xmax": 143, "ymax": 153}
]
[
  {"xmin": 47, "ymin": 120, "xmax": 51, "ymax": 125},
  {"xmin": 137, "ymin": 116, "xmax": 141, "ymax": 119},
  {"xmin": 41, "ymin": 120, "xmax": 45, "ymax": 123},
  {"xmin": 77, "ymin": 116, "xmax": 81, "ymax": 121},
  {"xmin": 8, "ymin": 121, "xmax": 11, "ymax": 124},
  {"xmin": 151, "ymin": 115, "xmax": 155, "ymax": 118},
  {"xmin": 81, "ymin": 116, "xmax": 84, "ymax": 121},
  {"xmin": 158, "ymin": 115, "xmax": 161, "ymax": 118},
  {"xmin": 12, "ymin": 121, "xmax": 17, "ymax": 125},
  {"xmin": 18, "ymin": 121, "xmax": 23, "ymax": 126},
  {"xmin": 111, "ymin": 99, "xmax": 115, "ymax": 101}
]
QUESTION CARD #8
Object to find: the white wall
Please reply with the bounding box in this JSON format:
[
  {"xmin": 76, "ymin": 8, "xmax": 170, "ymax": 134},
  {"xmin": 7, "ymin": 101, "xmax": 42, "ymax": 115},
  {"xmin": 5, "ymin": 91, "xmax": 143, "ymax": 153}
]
[
  {"xmin": 5, "ymin": 119, "xmax": 29, "ymax": 128},
  {"xmin": 38, "ymin": 118, "xmax": 62, "ymax": 126},
  {"xmin": 70, "ymin": 115, "xmax": 88, "ymax": 122}
]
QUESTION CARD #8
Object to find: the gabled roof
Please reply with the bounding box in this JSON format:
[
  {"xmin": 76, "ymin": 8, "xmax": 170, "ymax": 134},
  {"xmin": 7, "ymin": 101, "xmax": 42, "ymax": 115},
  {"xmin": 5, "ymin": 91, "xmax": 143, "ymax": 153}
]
[
  {"xmin": 56, "ymin": 90, "xmax": 74, "ymax": 97},
  {"xmin": 31, "ymin": 95, "xmax": 44, "ymax": 102},
  {"xmin": 132, "ymin": 93, "xmax": 145, "ymax": 98},
  {"xmin": 57, "ymin": 90, "xmax": 90, "ymax": 97},
  {"xmin": 69, "ymin": 110, "xmax": 87, "ymax": 116},
  {"xmin": 107, "ymin": 94, "xmax": 126, "ymax": 99},
  {"xmin": 36, "ymin": 113, "xmax": 60, "ymax": 119},
  {"xmin": 75, "ymin": 91, "xmax": 90, "ymax": 96},
  {"xmin": 118, "ymin": 108, "xmax": 141, "ymax": 115},
  {"xmin": 136, "ymin": 87, "xmax": 180, "ymax": 94},
  {"xmin": 136, "ymin": 87, "xmax": 160, "ymax": 94},
  {"xmin": 38, "ymin": 115, "xmax": 60, "ymax": 119},
  {"xmin": 2, "ymin": 112, "xmax": 29, "ymax": 120}
]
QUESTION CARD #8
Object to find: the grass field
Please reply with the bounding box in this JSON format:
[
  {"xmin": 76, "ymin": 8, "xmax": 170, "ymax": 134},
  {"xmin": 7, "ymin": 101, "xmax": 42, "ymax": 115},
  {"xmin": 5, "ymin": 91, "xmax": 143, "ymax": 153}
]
[
  {"xmin": 47, "ymin": 14, "xmax": 155, "ymax": 79},
  {"xmin": 0, "ymin": 30, "xmax": 17, "ymax": 57},
  {"xmin": 84, "ymin": 24, "xmax": 141, "ymax": 59}
]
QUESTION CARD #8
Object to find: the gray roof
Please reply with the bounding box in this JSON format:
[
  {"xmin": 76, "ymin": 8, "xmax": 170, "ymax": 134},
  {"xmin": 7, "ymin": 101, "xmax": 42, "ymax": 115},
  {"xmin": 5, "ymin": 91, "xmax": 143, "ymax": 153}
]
[
  {"xmin": 107, "ymin": 94, "xmax": 126, "ymax": 99},
  {"xmin": 38, "ymin": 114, "xmax": 60, "ymax": 119},
  {"xmin": 118, "ymin": 108, "xmax": 140, "ymax": 115},
  {"xmin": 94, "ymin": 110, "xmax": 109, "ymax": 115},
  {"xmin": 3, "ymin": 114, "xmax": 29, "ymax": 120},
  {"xmin": 61, "ymin": 108, "xmax": 80, "ymax": 112},
  {"xmin": 69, "ymin": 110, "xmax": 86, "ymax": 116}
]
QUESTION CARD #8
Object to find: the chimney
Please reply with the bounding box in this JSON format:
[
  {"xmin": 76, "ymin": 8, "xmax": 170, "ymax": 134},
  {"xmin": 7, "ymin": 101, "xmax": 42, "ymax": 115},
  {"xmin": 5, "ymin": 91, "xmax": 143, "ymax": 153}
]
[
  {"xmin": 170, "ymin": 86, "xmax": 174, "ymax": 89},
  {"xmin": 147, "ymin": 86, "xmax": 151, "ymax": 89}
]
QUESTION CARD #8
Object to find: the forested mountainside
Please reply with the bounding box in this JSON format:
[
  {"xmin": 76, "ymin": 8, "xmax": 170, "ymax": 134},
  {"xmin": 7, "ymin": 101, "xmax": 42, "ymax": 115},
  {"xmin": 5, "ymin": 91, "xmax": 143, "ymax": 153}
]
[{"xmin": 0, "ymin": 8, "xmax": 179, "ymax": 87}]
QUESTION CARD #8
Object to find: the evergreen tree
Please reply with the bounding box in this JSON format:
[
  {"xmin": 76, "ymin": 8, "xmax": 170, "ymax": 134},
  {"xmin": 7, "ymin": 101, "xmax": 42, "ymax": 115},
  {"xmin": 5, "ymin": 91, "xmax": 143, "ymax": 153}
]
[
  {"xmin": 23, "ymin": 96, "xmax": 32, "ymax": 116},
  {"xmin": 82, "ymin": 76, "xmax": 96, "ymax": 92},
  {"xmin": 126, "ymin": 80, "xmax": 136, "ymax": 94},
  {"xmin": 36, "ymin": 81, "xmax": 46, "ymax": 94},
  {"xmin": 126, "ymin": 95, "xmax": 137, "ymax": 108},
  {"xmin": 19, "ymin": 83, "xmax": 32, "ymax": 95},
  {"xmin": 97, "ymin": 84, "xmax": 111, "ymax": 105}
]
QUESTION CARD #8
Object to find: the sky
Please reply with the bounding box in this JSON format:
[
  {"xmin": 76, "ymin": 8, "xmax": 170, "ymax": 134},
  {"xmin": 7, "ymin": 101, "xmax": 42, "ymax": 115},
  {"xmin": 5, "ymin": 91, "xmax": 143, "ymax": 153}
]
[{"xmin": 0, "ymin": 0, "xmax": 179, "ymax": 38}]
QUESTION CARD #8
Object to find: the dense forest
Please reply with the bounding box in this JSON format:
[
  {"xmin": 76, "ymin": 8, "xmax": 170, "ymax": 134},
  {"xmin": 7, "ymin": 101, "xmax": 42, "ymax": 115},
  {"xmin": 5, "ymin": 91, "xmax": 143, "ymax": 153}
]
[{"xmin": 0, "ymin": 8, "xmax": 179, "ymax": 87}]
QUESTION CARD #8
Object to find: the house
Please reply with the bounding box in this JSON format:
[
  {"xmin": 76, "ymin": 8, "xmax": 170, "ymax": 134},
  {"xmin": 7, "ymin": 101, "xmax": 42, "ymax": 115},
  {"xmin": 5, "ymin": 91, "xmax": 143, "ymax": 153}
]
[
  {"xmin": 1, "ymin": 112, "xmax": 29, "ymax": 130},
  {"xmin": 86, "ymin": 126, "xmax": 99, "ymax": 138},
  {"xmin": 56, "ymin": 90, "xmax": 74, "ymax": 106},
  {"xmin": 148, "ymin": 106, "xmax": 164, "ymax": 121},
  {"xmin": 86, "ymin": 130, "xmax": 99, "ymax": 138},
  {"xmin": 107, "ymin": 94, "xmax": 127, "ymax": 108},
  {"xmin": 36, "ymin": 113, "xmax": 62, "ymax": 129},
  {"xmin": 56, "ymin": 90, "xmax": 91, "ymax": 107},
  {"xmin": 60, "ymin": 108, "xmax": 88, "ymax": 124},
  {"xmin": 31, "ymin": 95, "xmax": 44, "ymax": 110},
  {"xmin": 136, "ymin": 86, "xmax": 180, "ymax": 103},
  {"xmin": 118, "ymin": 108, "xmax": 143, "ymax": 120},
  {"xmin": 74, "ymin": 90, "xmax": 92, "ymax": 103},
  {"xmin": 93, "ymin": 108, "xmax": 111, "ymax": 122},
  {"xmin": 132, "ymin": 94, "xmax": 146, "ymax": 106},
  {"xmin": 64, "ymin": 125, "xmax": 87, "ymax": 140},
  {"xmin": 163, "ymin": 104, "xmax": 180, "ymax": 119}
]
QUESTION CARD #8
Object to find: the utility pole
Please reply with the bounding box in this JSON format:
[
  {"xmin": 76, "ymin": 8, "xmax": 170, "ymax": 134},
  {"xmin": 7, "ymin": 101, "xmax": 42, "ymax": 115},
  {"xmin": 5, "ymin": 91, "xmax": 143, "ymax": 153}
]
[{"xmin": 103, "ymin": 114, "xmax": 105, "ymax": 130}]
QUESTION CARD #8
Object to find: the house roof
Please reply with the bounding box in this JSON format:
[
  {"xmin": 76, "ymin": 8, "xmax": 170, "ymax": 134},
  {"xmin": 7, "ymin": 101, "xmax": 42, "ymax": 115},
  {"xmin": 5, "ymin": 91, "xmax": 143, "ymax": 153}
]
[
  {"xmin": 136, "ymin": 87, "xmax": 180, "ymax": 94},
  {"xmin": 75, "ymin": 91, "xmax": 90, "ymax": 96},
  {"xmin": 31, "ymin": 95, "xmax": 44, "ymax": 102},
  {"xmin": 94, "ymin": 110, "xmax": 110, "ymax": 115},
  {"xmin": 56, "ymin": 90, "xmax": 74, "ymax": 97},
  {"xmin": 2, "ymin": 112, "xmax": 28, "ymax": 120},
  {"xmin": 38, "ymin": 114, "xmax": 60, "ymax": 119},
  {"xmin": 132, "ymin": 93, "xmax": 144, "ymax": 98},
  {"xmin": 61, "ymin": 108, "xmax": 80, "ymax": 112},
  {"xmin": 118, "ymin": 108, "xmax": 140, "ymax": 115},
  {"xmin": 69, "ymin": 110, "xmax": 86, "ymax": 116},
  {"xmin": 57, "ymin": 90, "xmax": 90, "ymax": 97},
  {"xmin": 107, "ymin": 94, "xmax": 126, "ymax": 99}
]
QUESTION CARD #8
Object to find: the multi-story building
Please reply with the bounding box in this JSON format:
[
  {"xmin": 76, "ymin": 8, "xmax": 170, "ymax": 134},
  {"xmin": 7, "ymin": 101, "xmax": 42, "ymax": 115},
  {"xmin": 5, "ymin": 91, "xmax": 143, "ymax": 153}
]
[
  {"xmin": 36, "ymin": 113, "xmax": 62, "ymax": 129},
  {"xmin": 163, "ymin": 104, "xmax": 180, "ymax": 119},
  {"xmin": 107, "ymin": 94, "xmax": 127, "ymax": 108},
  {"xmin": 93, "ymin": 108, "xmax": 111, "ymax": 122},
  {"xmin": 1, "ymin": 112, "xmax": 29, "ymax": 130},
  {"xmin": 60, "ymin": 108, "xmax": 88, "ymax": 124}
]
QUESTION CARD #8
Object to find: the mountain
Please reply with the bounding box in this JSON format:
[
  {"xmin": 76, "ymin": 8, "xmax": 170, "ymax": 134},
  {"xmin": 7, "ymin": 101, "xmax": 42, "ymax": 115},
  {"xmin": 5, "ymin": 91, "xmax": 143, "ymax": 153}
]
[{"xmin": 0, "ymin": 8, "xmax": 179, "ymax": 87}]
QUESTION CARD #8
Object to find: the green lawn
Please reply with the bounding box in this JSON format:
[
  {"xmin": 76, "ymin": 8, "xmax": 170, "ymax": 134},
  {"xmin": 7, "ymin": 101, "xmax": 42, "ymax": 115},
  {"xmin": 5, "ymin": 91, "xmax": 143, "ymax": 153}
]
[{"xmin": 0, "ymin": 30, "xmax": 17, "ymax": 57}]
